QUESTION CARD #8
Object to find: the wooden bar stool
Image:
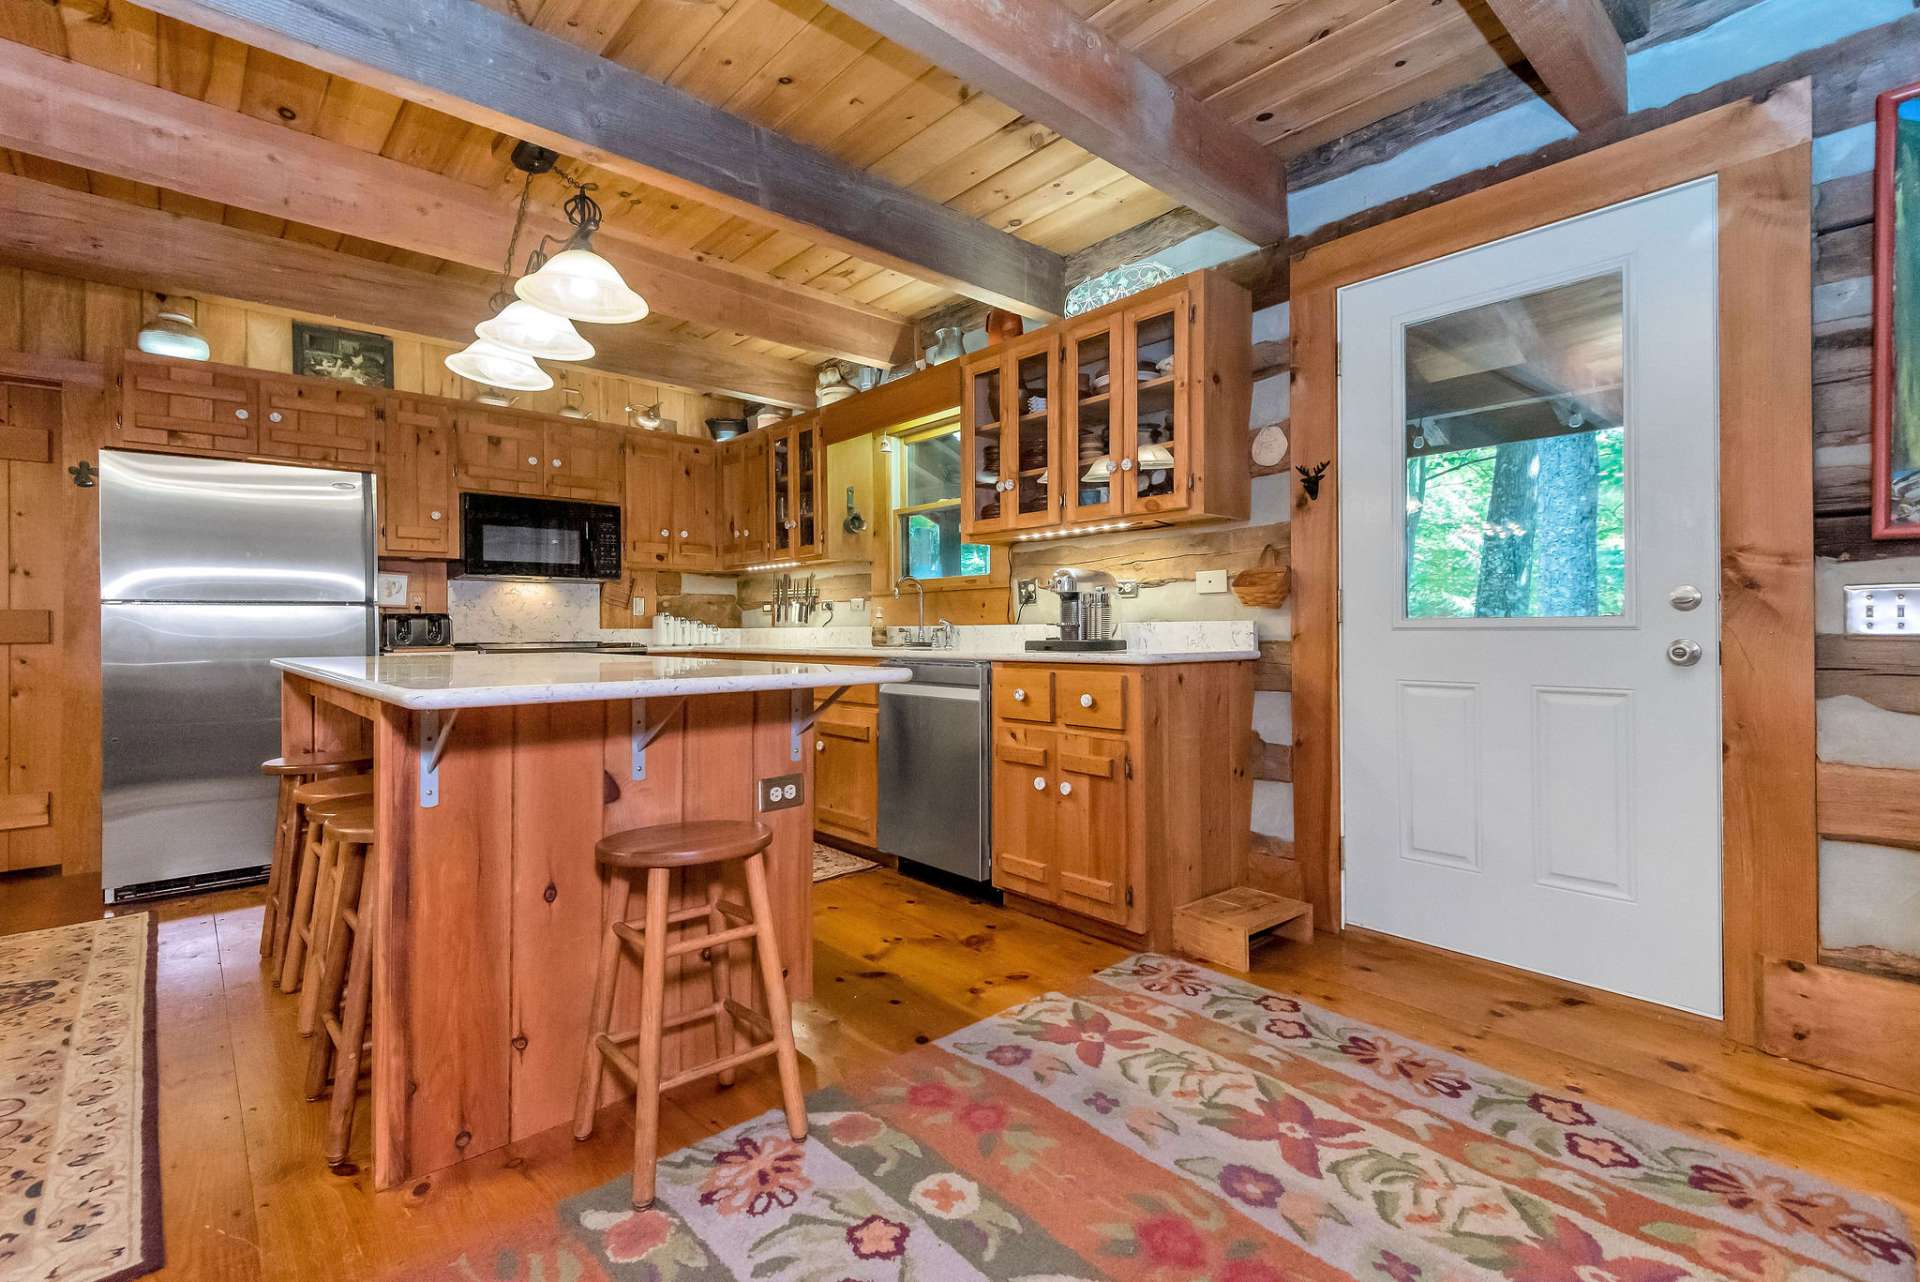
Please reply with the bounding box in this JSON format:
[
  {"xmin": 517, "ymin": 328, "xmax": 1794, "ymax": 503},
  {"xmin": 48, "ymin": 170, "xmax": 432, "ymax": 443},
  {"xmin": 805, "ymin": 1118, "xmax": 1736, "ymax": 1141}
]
[
  {"xmin": 280, "ymin": 774, "xmax": 374, "ymax": 995},
  {"xmin": 572, "ymin": 820, "xmax": 807, "ymax": 1210},
  {"xmin": 303, "ymin": 804, "xmax": 376, "ymax": 1169},
  {"xmin": 295, "ymin": 797, "xmax": 377, "ymax": 1035},
  {"xmin": 259, "ymin": 752, "xmax": 370, "ymax": 961}
]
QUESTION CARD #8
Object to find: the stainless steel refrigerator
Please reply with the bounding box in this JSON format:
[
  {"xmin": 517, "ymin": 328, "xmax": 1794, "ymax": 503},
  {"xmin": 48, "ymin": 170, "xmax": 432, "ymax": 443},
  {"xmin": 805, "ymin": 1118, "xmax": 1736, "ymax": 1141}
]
[{"xmin": 100, "ymin": 450, "xmax": 377, "ymax": 902}]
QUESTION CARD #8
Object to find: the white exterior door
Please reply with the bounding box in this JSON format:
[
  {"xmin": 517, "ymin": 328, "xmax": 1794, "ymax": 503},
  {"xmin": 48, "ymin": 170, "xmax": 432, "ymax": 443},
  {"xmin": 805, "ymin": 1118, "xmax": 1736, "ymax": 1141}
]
[{"xmin": 1337, "ymin": 180, "xmax": 1724, "ymax": 1017}]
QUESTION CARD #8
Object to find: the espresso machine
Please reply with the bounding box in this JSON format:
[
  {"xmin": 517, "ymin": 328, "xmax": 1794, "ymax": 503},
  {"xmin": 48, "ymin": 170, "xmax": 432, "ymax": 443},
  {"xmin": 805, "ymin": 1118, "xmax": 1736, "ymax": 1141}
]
[{"xmin": 1026, "ymin": 567, "xmax": 1124, "ymax": 652}]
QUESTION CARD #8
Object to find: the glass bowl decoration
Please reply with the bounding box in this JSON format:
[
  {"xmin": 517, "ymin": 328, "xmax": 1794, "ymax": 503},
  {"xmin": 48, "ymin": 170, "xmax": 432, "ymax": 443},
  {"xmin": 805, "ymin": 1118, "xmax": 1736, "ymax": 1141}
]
[{"xmin": 1065, "ymin": 261, "xmax": 1176, "ymax": 317}]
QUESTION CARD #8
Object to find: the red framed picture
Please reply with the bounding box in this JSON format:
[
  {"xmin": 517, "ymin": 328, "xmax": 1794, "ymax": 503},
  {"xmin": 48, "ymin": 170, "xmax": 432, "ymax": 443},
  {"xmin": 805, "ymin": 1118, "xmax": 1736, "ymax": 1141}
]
[{"xmin": 1872, "ymin": 79, "xmax": 1920, "ymax": 538}]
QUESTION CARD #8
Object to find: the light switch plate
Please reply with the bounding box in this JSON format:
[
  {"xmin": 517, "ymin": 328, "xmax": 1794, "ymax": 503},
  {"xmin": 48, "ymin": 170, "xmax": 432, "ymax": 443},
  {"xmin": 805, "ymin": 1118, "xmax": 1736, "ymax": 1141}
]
[
  {"xmin": 376, "ymin": 573, "xmax": 409, "ymax": 606},
  {"xmin": 1844, "ymin": 584, "xmax": 1920, "ymax": 635},
  {"xmin": 759, "ymin": 773, "xmax": 805, "ymax": 811},
  {"xmin": 1196, "ymin": 570, "xmax": 1229, "ymax": 595}
]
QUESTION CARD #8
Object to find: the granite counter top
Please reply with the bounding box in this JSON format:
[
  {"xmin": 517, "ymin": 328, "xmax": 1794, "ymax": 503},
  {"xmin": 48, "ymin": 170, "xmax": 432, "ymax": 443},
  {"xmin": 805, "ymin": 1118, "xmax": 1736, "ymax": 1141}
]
[
  {"xmin": 648, "ymin": 644, "xmax": 1259, "ymax": 665},
  {"xmin": 274, "ymin": 653, "xmax": 911, "ymax": 711}
]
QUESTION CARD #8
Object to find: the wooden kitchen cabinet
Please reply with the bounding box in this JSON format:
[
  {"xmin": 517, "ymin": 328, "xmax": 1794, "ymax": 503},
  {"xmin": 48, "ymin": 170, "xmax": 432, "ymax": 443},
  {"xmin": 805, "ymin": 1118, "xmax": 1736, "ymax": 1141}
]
[
  {"xmin": 624, "ymin": 431, "xmax": 678, "ymax": 567},
  {"xmin": 960, "ymin": 268, "xmax": 1250, "ymax": 543},
  {"xmin": 814, "ymin": 704, "xmax": 879, "ymax": 846},
  {"xmin": 719, "ymin": 433, "xmax": 771, "ymax": 567},
  {"xmin": 545, "ymin": 420, "xmax": 623, "ymax": 503},
  {"xmin": 989, "ymin": 660, "xmax": 1254, "ymax": 946},
  {"xmin": 380, "ymin": 396, "xmax": 458, "ymax": 558},
  {"xmin": 119, "ymin": 354, "xmax": 260, "ymax": 457},
  {"xmin": 453, "ymin": 409, "xmax": 548, "ymax": 495},
  {"xmin": 766, "ymin": 415, "xmax": 825, "ymax": 564},
  {"xmin": 670, "ymin": 440, "xmax": 720, "ymax": 569},
  {"xmin": 257, "ymin": 378, "xmax": 382, "ymax": 468}
]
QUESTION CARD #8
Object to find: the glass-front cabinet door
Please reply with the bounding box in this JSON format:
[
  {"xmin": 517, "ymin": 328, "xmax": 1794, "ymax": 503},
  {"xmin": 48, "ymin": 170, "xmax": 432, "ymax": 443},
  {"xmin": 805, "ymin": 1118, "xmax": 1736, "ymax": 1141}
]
[
  {"xmin": 1063, "ymin": 315, "xmax": 1124, "ymax": 523},
  {"xmin": 962, "ymin": 351, "xmax": 1008, "ymax": 535},
  {"xmin": 792, "ymin": 417, "xmax": 821, "ymax": 558},
  {"xmin": 1121, "ymin": 293, "xmax": 1191, "ymax": 516},
  {"xmin": 770, "ymin": 426, "xmax": 794, "ymax": 558},
  {"xmin": 1005, "ymin": 335, "xmax": 1061, "ymax": 530}
]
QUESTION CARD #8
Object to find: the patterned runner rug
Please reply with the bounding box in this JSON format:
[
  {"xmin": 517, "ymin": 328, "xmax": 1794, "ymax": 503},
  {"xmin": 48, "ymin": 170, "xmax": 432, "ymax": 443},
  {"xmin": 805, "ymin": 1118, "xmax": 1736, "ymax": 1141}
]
[
  {"xmin": 424, "ymin": 954, "xmax": 1916, "ymax": 1282},
  {"xmin": 811, "ymin": 843, "xmax": 878, "ymax": 883},
  {"xmin": 0, "ymin": 914, "xmax": 161, "ymax": 1282}
]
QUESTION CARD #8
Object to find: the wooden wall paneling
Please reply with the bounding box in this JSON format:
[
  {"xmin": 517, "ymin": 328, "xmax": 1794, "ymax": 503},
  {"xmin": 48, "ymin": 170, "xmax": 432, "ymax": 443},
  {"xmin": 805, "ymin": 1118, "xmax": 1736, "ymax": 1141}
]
[
  {"xmin": 2, "ymin": 382, "xmax": 64, "ymax": 871},
  {"xmin": 1287, "ymin": 85, "xmax": 1816, "ymax": 1043},
  {"xmin": 508, "ymin": 700, "xmax": 610, "ymax": 1142},
  {"xmin": 376, "ymin": 560, "xmax": 450, "ymax": 614},
  {"xmin": 1815, "ymin": 634, "xmax": 1920, "ymax": 716},
  {"xmin": 1760, "ymin": 959, "xmax": 1920, "ymax": 1092},
  {"xmin": 754, "ymin": 688, "xmax": 815, "ymax": 1000},
  {"xmin": 1816, "ymin": 763, "xmax": 1920, "ymax": 851}
]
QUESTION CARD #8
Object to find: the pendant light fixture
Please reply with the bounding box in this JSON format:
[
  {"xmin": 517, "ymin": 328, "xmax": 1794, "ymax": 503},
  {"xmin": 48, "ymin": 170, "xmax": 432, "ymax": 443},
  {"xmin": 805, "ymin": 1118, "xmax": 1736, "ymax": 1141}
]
[
  {"xmin": 445, "ymin": 337, "xmax": 553, "ymax": 392},
  {"xmin": 137, "ymin": 296, "xmax": 210, "ymax": 361},
  {"xmin": 514, "ymin": 181, "xmax": 649, "ymax": 324},
  {"xmin": 475, "ymin": 299, "xmax": 594, "ymax": 361}
]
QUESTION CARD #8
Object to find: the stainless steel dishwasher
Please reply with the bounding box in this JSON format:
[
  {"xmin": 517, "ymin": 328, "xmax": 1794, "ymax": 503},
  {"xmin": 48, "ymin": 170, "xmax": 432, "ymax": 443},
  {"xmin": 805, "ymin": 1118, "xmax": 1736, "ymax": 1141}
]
[{"xmin": 877, "ymin": 657, "xmax": 992, "ymax": 883}]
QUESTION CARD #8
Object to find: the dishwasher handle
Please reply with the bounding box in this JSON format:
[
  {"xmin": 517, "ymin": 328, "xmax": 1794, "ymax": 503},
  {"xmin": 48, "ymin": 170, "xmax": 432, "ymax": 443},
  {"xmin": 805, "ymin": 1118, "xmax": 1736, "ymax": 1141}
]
[{"xmin": 880, "ymin": 683, "xmax": 981, "ymax": 702}]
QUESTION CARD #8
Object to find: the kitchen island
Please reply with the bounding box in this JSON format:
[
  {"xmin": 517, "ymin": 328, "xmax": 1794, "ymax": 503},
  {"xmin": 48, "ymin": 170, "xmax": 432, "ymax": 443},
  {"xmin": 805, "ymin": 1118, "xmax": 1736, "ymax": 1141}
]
[{"xmin": 271, "ymin": 652, "xmax": 908, "ymax": 1190}]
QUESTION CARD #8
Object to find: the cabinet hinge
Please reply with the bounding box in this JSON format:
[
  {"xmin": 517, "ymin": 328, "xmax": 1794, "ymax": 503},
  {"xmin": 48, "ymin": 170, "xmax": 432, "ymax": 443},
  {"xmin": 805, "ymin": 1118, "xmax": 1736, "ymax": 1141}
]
[
  {"xmin": 1123, "ymin": 755, "xmax": 1133, "ymax": 780},
  {"xmin": 1125, "ymin": 886, "xmax": 1135, "ymax": 907}
]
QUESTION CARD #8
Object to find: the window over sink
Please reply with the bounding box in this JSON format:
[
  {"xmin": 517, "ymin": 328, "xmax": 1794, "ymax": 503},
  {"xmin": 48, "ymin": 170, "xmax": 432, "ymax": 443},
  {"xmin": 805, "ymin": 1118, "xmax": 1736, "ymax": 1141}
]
[{"xmin": 892, "ymin": 416, "xmax": 991, "ymax": 583}]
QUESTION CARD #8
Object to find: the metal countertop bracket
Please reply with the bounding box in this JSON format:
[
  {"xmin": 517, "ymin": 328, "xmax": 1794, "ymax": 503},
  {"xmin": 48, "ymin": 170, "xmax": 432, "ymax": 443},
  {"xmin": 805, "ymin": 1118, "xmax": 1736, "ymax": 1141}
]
[
  {"xmin": 791, "ymin": 684, "xmax": 853, "ymax": 759},
  {"xmin": 418, "ymin": 708, "xmax": 462, "ymax": 808},
  {"xmin": 631, "ymin": 696, "xmax": 687, "ymax": 780}
]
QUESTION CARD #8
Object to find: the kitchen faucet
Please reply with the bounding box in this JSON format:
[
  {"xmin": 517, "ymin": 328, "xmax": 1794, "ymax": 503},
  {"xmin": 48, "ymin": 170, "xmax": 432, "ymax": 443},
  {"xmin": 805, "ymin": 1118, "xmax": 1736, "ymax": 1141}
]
[{"xmin": 893, "ymin": 576, "xmax": 927, "ymax": 645}]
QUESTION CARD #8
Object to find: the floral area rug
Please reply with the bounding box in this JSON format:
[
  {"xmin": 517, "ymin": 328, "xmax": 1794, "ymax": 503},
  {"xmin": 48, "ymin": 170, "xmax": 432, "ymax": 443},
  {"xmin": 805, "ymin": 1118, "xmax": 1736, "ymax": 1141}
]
[
  {"xmin": 0, "ymin": 913, "xmax": 161, "ymax": 1282},
  {"xmin": 811, "ymin": 843, "xmax": 878, "ymax": 883},
  {"xmin": 426, "ymin": 954, "xmax": 1915, "ymax": 1282}
]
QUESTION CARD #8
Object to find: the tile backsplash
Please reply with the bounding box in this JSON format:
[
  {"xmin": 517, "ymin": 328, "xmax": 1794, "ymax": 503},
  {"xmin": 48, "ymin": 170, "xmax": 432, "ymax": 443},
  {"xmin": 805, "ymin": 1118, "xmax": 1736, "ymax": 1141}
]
[{"xmin": 448, "ymin": 580, "xmax": 648, "ymax": 645}]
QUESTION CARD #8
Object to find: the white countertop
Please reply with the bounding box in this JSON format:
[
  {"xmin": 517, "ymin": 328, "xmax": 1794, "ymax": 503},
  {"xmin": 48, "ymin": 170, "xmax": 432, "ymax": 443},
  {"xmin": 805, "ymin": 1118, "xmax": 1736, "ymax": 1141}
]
[
  {"xmin": 274, "ymin": 653, "xmax": 912, "ymax": 711},
  {"xmin": 650, "ymin": 644, "xmax": 1260, "ymax": 665}
]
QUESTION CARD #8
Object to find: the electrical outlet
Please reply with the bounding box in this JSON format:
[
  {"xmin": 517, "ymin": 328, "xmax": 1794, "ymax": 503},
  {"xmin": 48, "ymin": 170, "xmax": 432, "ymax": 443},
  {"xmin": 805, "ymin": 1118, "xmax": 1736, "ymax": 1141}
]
[
  {"xmin": 1117, "ymin": 580, "xmax": 1140, "ymax": 598},
  {"xmin": 851, "ymin": 597, "xmax": 866, "ymax": 610},
  {"xmin": 1196, "ymin": 570, "xmax": 1229, "ymax": 595},
  {"xmin": 376, "ymin": 573, "xmax": 409, "ymax": 607},
  {"xmin": 1017, "ymin": 579, "xmax": 1038, "ymax": 605},
  {"xmin": 759, "ymin": 773, "xmax": 805, "ymax": 811}
]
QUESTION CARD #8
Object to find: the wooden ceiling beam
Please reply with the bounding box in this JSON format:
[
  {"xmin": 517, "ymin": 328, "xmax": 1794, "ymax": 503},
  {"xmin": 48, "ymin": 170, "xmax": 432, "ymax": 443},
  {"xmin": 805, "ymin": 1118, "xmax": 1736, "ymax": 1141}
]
[
  {"xmin": 0, "ymin": 172, "xmax": 817, "ymax": 406},
  {"xmin": 824, "ymin": 0, "xmax": 1288, "ymax": 245},
  {"xmin": 135, "ymin": 0, "xmax": 1067, "ymax": 320},
  {"xmin": 1483, "ymin": 0, "xmax": 1629, "ymax": 128},
  {"xmin": 0, "ymin": 41, "xmax": 913, "ymax": 369}
]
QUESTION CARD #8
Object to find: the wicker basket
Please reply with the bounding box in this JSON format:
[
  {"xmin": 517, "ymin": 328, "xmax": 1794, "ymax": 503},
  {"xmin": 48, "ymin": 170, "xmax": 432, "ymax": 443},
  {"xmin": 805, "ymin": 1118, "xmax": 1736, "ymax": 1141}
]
[{"xmin": 1230, "ymin": 545, "xmax": 1291, "ymax": 609}]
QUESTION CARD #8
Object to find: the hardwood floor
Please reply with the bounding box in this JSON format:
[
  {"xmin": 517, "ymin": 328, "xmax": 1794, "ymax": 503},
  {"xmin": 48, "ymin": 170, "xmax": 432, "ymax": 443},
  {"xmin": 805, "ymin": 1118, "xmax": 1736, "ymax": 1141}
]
[{"xmin": 5, "ymin": 864, "xmax": 1918, "ymax": 1281}]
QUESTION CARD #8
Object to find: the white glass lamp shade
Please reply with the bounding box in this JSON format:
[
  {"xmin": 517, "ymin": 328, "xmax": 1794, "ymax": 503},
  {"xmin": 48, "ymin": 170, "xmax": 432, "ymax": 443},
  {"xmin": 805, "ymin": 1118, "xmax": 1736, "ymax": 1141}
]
[
  {"xmin": 444, "ymin": 338, "xmax": 553, "ymax": 392},
  {"xmin": 1137, "ymin": 444, "xmax": 1176, "ymax": 470},
  {"xmin": 475, "ymin": 300, "xmax": 595, "ymax": 361},
  {"xmin": 1080, "ymin": 455, "xmax": 1113, "ymax": 482},
  {"xmin": 514, "ymin": 248, "xmax": 650, "ymax": 324},
  {"xmin": 136, "ymin": 309, "xmax": 210, "ymax": 361}
]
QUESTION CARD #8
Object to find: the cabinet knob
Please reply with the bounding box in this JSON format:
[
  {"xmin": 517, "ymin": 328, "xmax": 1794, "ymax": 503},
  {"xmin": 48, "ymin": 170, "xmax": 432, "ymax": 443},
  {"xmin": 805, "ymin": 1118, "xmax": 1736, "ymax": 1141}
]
[
  {"xmin": 1079, "ymin": 693, "xmax": 1095, "ymax": 708},
  {"xmin": 659, "ymin": 528, "xmax": 670, "ymax": 538},
  {"xmin": 1032, "ymin": 775, "xmax": 1046, "ymax": 791},
  {"xmin": 429, "ymin": 510, "xmax": 442, "ymax": 521},
  {"xmin": 551, "ymin": 458, "xmax": 563, "ymax": 468},
  {"xmin": 785, "ymin": 520, "xmax": 796, "ymax": 530},
  {"xmin": 527, "ymin": 455, "xmax": 539, "ymax": 465},
  {"xmin": 679, "ymin": 529, "xmax": 689, "ymax": 538},
  {"xmin": 1012, "ymin": 687, "xmax": 1026, "ymax": 702},
  {"xmin": 1059, "ymin": 780, "xmax": 1073, "ymax": 796},
  {"xmin": 815, "ymin": 739, "xmax": 824, "ymax": 752},
  {"xmin": 1119, "ymin": 457, "xmax": 1135, "ymax": 471},
  {"xmin": 268, "ymin": 411, "xmax": 283, "ymax": 423},
  {"xmin": 234, "ymin": 408, "xmax": 250, "ymax": 421}
]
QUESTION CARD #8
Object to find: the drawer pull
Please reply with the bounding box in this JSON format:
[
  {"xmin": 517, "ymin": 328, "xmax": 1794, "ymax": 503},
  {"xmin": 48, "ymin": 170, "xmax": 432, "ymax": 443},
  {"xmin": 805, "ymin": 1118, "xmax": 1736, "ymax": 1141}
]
[
  {"xmin": 234, "ymin": 408, "xmax": 250, "ymax": 420},
  {"xmin": 1078, "ymin": 693, "xmax": 1095, "ymax": 708},
  {"xmin": 1012, "ymin": 687, "xmax": 1026, "ymax": 702},
  {"xmin": 1032, "ymin": 775, "xmax": 1046, "ymax": 791},
  {"xmin": 269, "ymin": 411, "xmax": 283, "ymax": 423}
]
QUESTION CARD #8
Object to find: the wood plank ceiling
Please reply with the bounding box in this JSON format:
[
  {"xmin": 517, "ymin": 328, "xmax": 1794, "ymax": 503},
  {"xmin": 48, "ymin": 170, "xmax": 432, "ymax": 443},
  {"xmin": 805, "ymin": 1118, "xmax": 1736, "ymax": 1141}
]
[{"xmin": 0, "ymin": 0, "xmax": 1534, "ymax": 388}]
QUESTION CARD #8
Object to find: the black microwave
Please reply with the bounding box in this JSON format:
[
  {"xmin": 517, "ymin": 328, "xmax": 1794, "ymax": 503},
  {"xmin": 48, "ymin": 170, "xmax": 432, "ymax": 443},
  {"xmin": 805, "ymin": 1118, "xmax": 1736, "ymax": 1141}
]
[{"xmin": 458, "ymin": 493, "xmax": 622, "ymax": 580}]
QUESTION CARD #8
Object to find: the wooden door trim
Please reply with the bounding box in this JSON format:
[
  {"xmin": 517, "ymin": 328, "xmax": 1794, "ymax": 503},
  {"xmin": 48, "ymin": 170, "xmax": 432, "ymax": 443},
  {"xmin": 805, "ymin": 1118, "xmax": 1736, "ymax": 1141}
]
[{"xmin": 1287, "ymin": 82, "xmax": 1816, "ymax": 1046}]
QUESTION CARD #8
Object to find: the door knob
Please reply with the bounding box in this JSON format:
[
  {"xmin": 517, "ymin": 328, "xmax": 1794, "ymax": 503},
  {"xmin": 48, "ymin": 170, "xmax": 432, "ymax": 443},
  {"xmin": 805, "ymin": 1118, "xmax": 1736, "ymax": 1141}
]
[
  {"xmin": 1669, "ymin": 585, "xmax": 1703, "ymax": 612},
  {"xmin": 1032, "ymin": 776, "xmax": 1046, "ymax": 791},
  {"xmin": 1667, "ymin": 639, "xmax": 1703, "ymax": 667}
]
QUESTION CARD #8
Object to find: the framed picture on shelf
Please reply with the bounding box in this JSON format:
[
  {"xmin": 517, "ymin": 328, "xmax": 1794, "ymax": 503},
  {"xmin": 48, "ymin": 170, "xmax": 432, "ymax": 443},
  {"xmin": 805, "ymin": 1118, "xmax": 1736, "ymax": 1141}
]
[
  {"xmin": 293, "ymin": 322, "xmax": 395, "ymax": 388},
  {"xmin": 1872, "ymin": 79, "xmax": 1920, "ymax": 538}
]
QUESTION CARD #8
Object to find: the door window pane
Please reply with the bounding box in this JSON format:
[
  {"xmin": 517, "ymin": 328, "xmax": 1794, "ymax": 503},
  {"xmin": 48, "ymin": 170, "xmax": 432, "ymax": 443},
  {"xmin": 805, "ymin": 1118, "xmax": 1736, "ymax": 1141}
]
[{"xmin": 1403, "ymin": 274, "xmax": 1626, "ymax": 620}]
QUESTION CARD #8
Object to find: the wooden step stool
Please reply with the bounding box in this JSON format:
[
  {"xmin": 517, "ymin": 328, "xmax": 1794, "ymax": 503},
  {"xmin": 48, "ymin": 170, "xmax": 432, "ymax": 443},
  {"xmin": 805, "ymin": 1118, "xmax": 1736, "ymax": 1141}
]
[{"xmin": 1173, "ymin": 887, "xmax": 1313, "ymax": 972}]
